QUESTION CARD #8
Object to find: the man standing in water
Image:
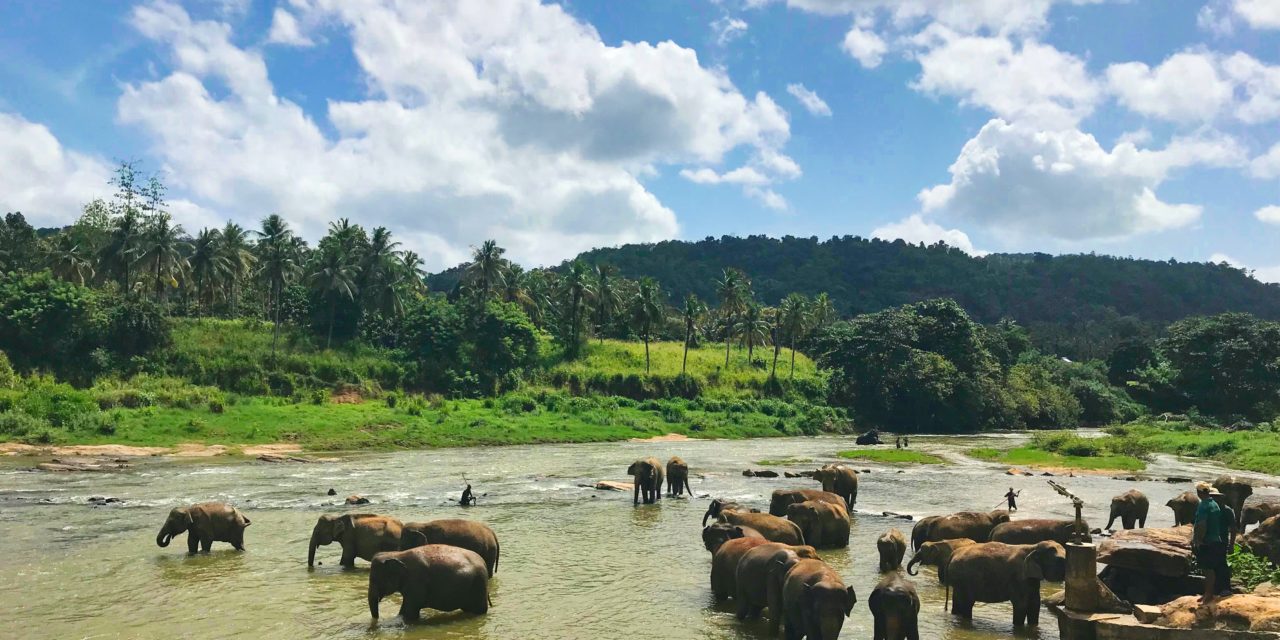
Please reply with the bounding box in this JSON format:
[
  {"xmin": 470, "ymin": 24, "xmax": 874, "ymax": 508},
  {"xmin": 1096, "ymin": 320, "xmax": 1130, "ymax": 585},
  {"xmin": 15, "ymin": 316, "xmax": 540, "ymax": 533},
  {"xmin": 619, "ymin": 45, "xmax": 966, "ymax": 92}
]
[
  {"xmin": 1194, "ymin": 482, "xmax": 1227, "ymax": 604},
  {"xmin": 1004, "ymin": 487, "xmax": 1021, "ymax": 511},
  {"xmin": 460, "ymin": 484, "xmax": 477, "ymax": 506}
]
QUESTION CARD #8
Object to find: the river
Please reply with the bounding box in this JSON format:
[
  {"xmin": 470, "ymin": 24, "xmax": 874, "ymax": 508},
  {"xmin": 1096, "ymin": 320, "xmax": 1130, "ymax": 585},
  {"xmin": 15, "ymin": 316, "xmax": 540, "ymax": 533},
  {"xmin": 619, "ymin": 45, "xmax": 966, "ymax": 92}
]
[{"xmin": 1, "ymin": 433, "xmax": 1274, "ymax": 639}]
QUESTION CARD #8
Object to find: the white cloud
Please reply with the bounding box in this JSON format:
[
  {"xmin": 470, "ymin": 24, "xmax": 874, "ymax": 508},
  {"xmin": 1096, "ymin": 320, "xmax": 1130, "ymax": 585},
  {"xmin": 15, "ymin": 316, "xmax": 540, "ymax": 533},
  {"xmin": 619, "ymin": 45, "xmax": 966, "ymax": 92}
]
[
  {"xmin": 786, "ymin": 83, "xmax": 832, "ymax": 116},
  {"xmin": 1256, "ymin": 205, "xmax": 1280, "ymax": 225},
  {"xmin": 266, "ymin": 8, "xmax": 313, "ymax": 47},
  {"xmin": 842, "ymin": 26, "xmax": 886, "ymax": 68},
  {"xmin": 871, "ymin": 214, "xmax": 986, "ymax": 255},
  {"xmin": 678, "ymin": 147, "xmax": 801, "ymax": 207},
  {"xmin": 0, "ymin": 112, "xmax": 111, "ymax": 226},
  {"xmin": 1106, "ymin": 52, "xmax": 1235, "ymax": 123},
  {"xmin": 712, "ymin": 16, "xmax": 749, "ymax": 46},
  {"xmin": 1251, "ymin": 142, "xmax": 1280, "ymax": 179},
  {"xmin": 745, "ymin": 186, "xmax": 788, "ymax": 211},
  {"xmin": 118, "ymin": 0, "xmax": 797, "ymax": 268},
  {"xmin": 1198, "ymin": 1, "xmax": 1236, "ymax": 36},
  {"xmin": 911, "ymin": 28, "xmax": 1100, "ymax": 128},
  {"xmin": 919, "ymin": 119, "xmax": 1246, "ymax": 242},
  {"xmin": 1210, "ymin": 252, "xmax": 1280, "ymax": 284},
  {"xmin": 754, "ymin": 0, "xmax": 1107, "ymax": 35},
  {"xmin": 1222, "ymin": 53, "xmax": 1280, "ymax": 124},
  {"xmin": 1234, "ymin": 0, "xmax": 1280, "ymax": 29}
]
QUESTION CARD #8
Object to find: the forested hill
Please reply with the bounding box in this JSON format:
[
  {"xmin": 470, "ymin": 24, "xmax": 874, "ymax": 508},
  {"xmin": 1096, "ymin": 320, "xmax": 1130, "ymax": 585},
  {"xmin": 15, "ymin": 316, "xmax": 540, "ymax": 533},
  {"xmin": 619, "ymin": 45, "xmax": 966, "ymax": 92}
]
[{"xmin": 431, "ymin": 235, "xmax": 1280, "ymax": 358}]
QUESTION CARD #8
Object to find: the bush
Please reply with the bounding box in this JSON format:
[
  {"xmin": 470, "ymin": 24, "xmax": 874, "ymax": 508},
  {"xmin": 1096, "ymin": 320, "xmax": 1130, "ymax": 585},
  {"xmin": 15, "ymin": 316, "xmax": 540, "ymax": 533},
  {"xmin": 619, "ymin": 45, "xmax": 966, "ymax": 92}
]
[{"xmin": 0, "ymin": 410, "xmax": 49, "ymax": 436}]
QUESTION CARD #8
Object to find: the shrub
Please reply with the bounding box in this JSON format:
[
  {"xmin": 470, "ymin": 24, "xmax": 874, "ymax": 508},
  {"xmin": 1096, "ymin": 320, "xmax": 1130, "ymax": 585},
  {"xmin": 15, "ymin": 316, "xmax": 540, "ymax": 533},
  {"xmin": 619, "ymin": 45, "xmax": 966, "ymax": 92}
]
[{"xmin": 0, "ymin": 410, "xmax": 48, "ymax": 436}]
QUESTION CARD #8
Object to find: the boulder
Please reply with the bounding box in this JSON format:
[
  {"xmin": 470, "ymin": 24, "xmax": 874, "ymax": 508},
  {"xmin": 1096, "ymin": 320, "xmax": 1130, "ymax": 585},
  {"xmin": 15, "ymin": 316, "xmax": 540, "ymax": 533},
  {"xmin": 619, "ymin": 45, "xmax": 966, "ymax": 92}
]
[
  {"xmin": 1098, "ymin": 525, "xmax": 1193, "ymax": 577},
  {"xmin": 345, "ymin": 495, "xmax": 370, "ymax": 505},
  {"xmin": 326, "ymin": 488, "xmax": 337, "ymax": 496},
  {"xmin": 257, "ymin": 453, "xmax": 314, "ymax": 463},
  {"xmin": 742, "ymin": 469, "xmax": 778, "ymax": 478},
  {"xmin": 1150, "ymin": 593, "xmax": 1280, "ymax": 632},
  {"xmin": 35, "ymin": 457, "xmax": 129, "ymax": 472},
  {"xmin": 594, "ymin": 481, "xmax": 634, "ymax": 492},
  {"xmin": 1243, "ymin": 515, "xmax": 1280, "ymax": 565},
  {"xmin": 1099, "ymin": 565, "xmax": 1202, "ymax": 605},
  {"xmin": 87, "ymin": 496, "xmax": 123, "ymax": 505},
  {"xmin": 783, "ymin": 472, "xmax": 803, "ymax": 478}
]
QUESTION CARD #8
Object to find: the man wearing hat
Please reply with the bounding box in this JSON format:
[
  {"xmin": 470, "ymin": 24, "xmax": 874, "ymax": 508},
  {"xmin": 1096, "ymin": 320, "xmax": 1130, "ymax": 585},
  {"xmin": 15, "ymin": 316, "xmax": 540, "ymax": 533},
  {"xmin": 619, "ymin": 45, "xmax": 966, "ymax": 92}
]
[
  {"xmin": 1210, "ymin": 486, "xmax": 1237, "ymax": 595},
  {"xmin": 1193, "ymin": 481, "xmax": 1229, "ymax": 604}
]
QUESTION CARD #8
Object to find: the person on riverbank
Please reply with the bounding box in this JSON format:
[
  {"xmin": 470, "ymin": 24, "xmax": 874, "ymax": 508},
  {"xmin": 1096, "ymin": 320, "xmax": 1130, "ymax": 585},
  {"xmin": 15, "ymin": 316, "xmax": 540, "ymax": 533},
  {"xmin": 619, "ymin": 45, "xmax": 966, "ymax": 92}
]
[
  {"xmin": 1194, "ymin": 482, "xmax": 1228, "ymax": 605},
  {"xmin": 1210, "ymin": 487, "xmax": 1237, "ymax": 596},
  {"xmin": 1004, "ymin": 487, "xmax": 1021, "ymax": 511}
]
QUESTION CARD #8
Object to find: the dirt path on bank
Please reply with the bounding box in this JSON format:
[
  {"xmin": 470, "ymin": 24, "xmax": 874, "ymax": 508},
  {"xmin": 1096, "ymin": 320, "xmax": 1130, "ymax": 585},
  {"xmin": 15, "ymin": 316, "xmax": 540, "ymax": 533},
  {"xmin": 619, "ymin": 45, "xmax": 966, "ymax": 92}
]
[{"xmin": 0, "ymin": 442, "xmax": 304, "ymax": 458}]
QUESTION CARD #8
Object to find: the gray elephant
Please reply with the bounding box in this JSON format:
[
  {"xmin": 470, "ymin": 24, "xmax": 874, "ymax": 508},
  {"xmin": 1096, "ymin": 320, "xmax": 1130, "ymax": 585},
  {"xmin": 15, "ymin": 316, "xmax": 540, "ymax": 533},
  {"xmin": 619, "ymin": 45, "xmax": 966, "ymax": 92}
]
[
  {"xmin": 368, "ymin": 545, "xmax": 489, "ymax": 622},
  {"xmin": 786, "ymin": 500, "xmax": 849, "ymax": 549},
  {"xmin": 990, "ymin": 518, "xmax": 1083, "ymax": 545},
  {"xmin": 628, "ymin": 457, "xmax": 665, "ymax": 505},
  {"xmin": 869, "ymin": 571, "xmax": 920, "ymax": 640},
  {"xmin": 710, "ymin": 536, "xmax": 771, "ymax": 600},
  {"xmin": 703, "ymin": 498, "xmax": 758, "ymax": 526},
  {"xmin": 877, "ymin": 529, "xmax": 907, "ymax": 572},
  {"xmin": 780, "ymin": 558, "xmax": 857, "ymax": 639},
  {"xmin": 948, "ymin": 541, "xmax": 1067, "ymax": 627},
  {"xmin": 769, "ymin": 489, "xmax": 846, "ymax": 517},
  {"xmin": 401, "ymin": 519, "xmax": 500, "ymax": 577},
  {"xmin": 813, "ymin": 464, "xmax": 858, "ymax": 508},
  {"xmin": 1167, "ymin": 491, "xmax": 1200, "ymax": 526},
  {"xmin": 666, "ymin": 456, "xmax": 693, "ymax": 497},
  {"xmin": 1244, "ymin": 500, "xmax": 1280, "ymax": 531},
  {"xmin": 906, "ymin": 538, "xmax": 976, "ymax": 610},
  {"xmin": 309, "ymin": 513, "xmax": 403, "ymax": 567},
  {"xmin": 1107, "ymin": 489, "xmax": 1149, "ymax": 530},
  {"xmin": 155, "ymin": 502, "xmax": 250, "ymax": 553},
  {"xmin": 719, "ymin": 508, "xmax": 806, "ymax": 545},
  {"xmin": 917, "ymin": 510, "xmax": 1010, "ymax": 545},
  {"xmin": 910, "ymin": 516, "xmax": 940, "ymax": 551},
  {"xmin": 702, "ymin": 523, "xmax": 764, "ymax": 553},
  {"xmin": 734, "ymin": 542, "xmax": 821, "ymax": 632},
  {"xmin": 1214, "ymin": 475, "xmax": 1254, "ymax": 529}
]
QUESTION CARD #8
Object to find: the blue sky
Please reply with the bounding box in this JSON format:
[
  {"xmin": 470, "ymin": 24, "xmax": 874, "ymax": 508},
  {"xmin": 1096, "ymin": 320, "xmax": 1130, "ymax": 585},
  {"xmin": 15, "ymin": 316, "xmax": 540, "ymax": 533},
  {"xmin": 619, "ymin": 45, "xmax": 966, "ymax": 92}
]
[{"xmin": 1, "ymin": 0, "xmax": 1278, "ymax": 278}]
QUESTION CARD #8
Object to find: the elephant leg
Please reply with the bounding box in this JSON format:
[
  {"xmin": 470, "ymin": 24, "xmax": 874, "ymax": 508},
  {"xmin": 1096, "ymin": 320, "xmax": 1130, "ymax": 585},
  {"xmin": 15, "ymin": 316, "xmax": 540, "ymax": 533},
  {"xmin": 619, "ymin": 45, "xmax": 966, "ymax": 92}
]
[
  {"xmin": 339, "ymin": 544, "xmax": 356, "ymax": 568},
  {"xmin": 633, "ymin": 481, "xmax": 640, "ymax": 505},
  {"xmin": 186, "ymin": 532, "xmax": 199, "ymax": 554},
  {"xmin": 951, "ymin": 587, "xmax": 973, "ymax": 619},
  {"xmin": 783, "ymin": 612, "xmax": 802, "ymax": 640},
  {"xmin": 201, "ymin": 537, "xmax": 213, "ymax": 553},
  {"xmin": 906, "ymin": 616, "xmax": 920, "ymax": 640},
  {"xmin": 873, "ymin": 615, "xmax": 885, "ymax": 640},
  {"xmin": 1139, "ymin": 515, "xmax": 1146, "ymax": 528},
  {"xmin": 1027, "ymin": 589, "xmax": 1042, "ymax": 626},
  {"xmin": 401, "ymin": 602, "xmax": 421, "ymax": 623}
]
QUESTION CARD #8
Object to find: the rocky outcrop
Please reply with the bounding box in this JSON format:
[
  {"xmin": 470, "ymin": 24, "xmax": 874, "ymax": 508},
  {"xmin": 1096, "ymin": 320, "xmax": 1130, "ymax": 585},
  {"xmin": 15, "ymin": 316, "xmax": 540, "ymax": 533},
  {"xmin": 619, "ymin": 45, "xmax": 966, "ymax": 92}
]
[
  {"xmin": 741, "ymin": 469, "xmax": 779, "ymax": 478},
  {"xmin": 1146, "ymin": 590, "xmax": 1280, "ymax": 632},
  {"xmin": 1098, "ymin": 525, "xmax": 1193, "ymax": 577},
  {"xmin": 593, "ymin": 481, "xmax": 634, "ymax": 492},
  {"xmin": 34, "ymin": 457, "xmax": 130, "ymax": 472}
]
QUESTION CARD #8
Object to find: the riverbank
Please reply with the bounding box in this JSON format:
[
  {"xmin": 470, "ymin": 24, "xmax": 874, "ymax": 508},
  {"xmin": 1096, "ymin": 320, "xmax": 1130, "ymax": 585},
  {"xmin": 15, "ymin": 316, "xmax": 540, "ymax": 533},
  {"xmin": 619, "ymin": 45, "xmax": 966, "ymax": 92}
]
[{"xmin": 1109, "ymin": 419, "xmax": 1280, "ymax": 476}]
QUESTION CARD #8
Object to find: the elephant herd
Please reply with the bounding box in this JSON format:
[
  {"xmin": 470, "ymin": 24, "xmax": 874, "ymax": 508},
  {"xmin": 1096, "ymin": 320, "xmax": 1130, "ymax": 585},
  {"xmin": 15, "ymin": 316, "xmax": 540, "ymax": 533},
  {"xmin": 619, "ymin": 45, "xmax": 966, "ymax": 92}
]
[{"xmin": 154, "ymin": 502, "xmax": 500, "ymax": 623}]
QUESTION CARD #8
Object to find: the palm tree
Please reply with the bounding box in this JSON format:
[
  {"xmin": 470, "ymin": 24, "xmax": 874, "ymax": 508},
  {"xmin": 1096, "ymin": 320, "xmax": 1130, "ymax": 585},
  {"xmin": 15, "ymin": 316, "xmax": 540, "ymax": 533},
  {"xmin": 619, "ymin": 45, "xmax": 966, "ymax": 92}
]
[
  {"xmin": 630, "ymin": 277, "xmax": 665, "ymax": 373},
  {"xmin": 736, "ymin": 302, "xmax": 769, "ymax": 364},
  {"xmin": 810, "ymin": 292, "xmax": 836, "ymax": 331},
  {"xmin": 466, "ymin": 239, "xmax": 508, "ymax": 300},
  {"xmin": 593, "ymin": 264, "xmax": 621, "ymax": 343},
  {"xmin": 562, "ymin": 260, "xmax": 594, "ymax": 357},
  {"xmin": 99, "ymin": 208, "xmax": 143, "ymax": 293},
  {"xmin": 140, "ymin": 213, "xmax": 188, "ymax": 302},
  {"xmin": 307, "ymin": 244, "xmax": 358, "ymax": 349},
  {"xmin": 715, "ymin": 268, "xmax": 748, "ymax": 367},
  {"xmin": 46, "ymin": 236, "xmax": 94, "ymax": 286},
  {"xmin": 780, "ymin": 293, "xmax": 810, "ymax": 379},
  {"xmin": 188, "ymin": 228, "xmax": 224, "ymax": 312},
  {"xmin": 399, "ymin": 251, "xmax": 428, "ymax": 295},
  {"xmin": 254, "ymin": 214, "xmax": 302, "ymax": 355},
  {"xmin": 218, "ymin": 222, "xmax": 256, "ymax": 316},
  {"xmin": 680, "ymin": 293, "xmax": 706, "ymax": 374}
]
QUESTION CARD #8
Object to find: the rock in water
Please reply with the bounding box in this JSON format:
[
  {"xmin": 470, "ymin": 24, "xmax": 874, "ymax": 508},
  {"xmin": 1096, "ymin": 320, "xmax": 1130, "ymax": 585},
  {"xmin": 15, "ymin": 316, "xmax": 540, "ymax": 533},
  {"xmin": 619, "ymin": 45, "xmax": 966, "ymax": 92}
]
[
  {"xmin": 345, "ymin": 495, "xmax": 370, "ymax": 505},
  {"xmin": 594, "ymin": 481, "xmax": 634, "ymax": 492},
  {"xmin": 326, "ymin": 488, "xmax": 337, "ymax": 496}
]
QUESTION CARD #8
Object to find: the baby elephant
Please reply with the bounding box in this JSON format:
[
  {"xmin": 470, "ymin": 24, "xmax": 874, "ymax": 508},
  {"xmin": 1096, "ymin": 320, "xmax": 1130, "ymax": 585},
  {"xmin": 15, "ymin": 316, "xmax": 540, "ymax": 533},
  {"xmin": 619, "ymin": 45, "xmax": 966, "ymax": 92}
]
[
  {"xmin": 781, "ymin": 559, "xmax": 857, "ymax": 639},
  {"xmin": 368, "ymin": 545, "xmax": 490, "ymax": 622},
  {"xmin": 666, "ymin": 456, "xmax": 693, "ymax": 497},
  {"xmin": 877, "ymin": 529, "xmax": 907, "ymax": 572},
  {"xmin": 155, "ymin": 502, "xmax": 250, "ymax": 553}
]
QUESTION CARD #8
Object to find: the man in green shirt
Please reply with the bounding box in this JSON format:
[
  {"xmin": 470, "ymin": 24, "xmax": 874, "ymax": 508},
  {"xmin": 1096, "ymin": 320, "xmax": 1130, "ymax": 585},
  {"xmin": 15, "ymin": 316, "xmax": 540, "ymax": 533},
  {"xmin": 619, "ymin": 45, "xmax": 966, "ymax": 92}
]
[{"xmin": 1194, "ymin": 482, "xmax": 1227, "ymax": 604}]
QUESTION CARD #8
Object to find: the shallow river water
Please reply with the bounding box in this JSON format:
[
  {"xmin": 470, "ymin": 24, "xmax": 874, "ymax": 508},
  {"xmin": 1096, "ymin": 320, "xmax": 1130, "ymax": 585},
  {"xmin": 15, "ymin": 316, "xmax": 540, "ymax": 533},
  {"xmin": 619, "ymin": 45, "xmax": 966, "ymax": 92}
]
[{"xmin": 1, "ymin": 433, "xmax": 1276, "ymax": 640}]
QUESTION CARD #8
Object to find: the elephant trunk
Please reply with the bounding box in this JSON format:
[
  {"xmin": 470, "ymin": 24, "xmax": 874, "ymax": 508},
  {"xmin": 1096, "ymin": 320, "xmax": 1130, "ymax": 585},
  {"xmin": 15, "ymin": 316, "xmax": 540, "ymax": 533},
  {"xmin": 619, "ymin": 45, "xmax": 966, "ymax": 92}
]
[
  {"xmin": 308, "ymin": 531, "xmax": 321, "ymax": 567},
  {"xmin": 906, "ymin": 555, "xmax": 922, "ymax": 576},
  {"xmin": 156, "ymin": 527, "xmax": 172, "ymax": 548},
  {"xmin": 702, "ymin": 507, "xmax": 714, "ymax": 527},
  {"xmin": 368, "ymin": 586, "xmax": 380, "ymax": 619}
]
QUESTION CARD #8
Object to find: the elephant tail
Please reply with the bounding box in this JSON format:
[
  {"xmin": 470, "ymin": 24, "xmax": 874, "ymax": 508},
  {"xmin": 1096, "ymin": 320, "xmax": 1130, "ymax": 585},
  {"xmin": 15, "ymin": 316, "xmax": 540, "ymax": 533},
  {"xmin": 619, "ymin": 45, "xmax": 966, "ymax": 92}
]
[{"xmin": 494, "ymin": 540, "xmax": 500, "ymax": 575}]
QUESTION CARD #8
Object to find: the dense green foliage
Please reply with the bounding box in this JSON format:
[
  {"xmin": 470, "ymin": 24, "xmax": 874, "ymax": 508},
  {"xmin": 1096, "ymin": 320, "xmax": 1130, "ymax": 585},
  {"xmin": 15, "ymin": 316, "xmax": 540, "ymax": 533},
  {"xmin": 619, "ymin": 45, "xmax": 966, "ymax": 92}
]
[{"xmin": 1229, "ymin": 546, "xmax": 1280, "ymax": 589}]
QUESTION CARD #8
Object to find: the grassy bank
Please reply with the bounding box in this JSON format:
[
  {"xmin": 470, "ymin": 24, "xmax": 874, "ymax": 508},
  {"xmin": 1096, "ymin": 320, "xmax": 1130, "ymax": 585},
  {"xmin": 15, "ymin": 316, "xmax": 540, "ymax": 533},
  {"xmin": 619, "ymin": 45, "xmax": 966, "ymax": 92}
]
[
  {"xmin": 837, "ymin": 449, "xmax": 945, "ymax": 465},
  {"xmin": 1108, "ymin": 419, "xmax": 1280, "ymax": 475},
  {"xmin": 967, "ymin": 446, "xmax": 1146, "ymax": 472},
  {"xmin": 4, "ymin": 391, "xmax": 850, "ymax": 451}
]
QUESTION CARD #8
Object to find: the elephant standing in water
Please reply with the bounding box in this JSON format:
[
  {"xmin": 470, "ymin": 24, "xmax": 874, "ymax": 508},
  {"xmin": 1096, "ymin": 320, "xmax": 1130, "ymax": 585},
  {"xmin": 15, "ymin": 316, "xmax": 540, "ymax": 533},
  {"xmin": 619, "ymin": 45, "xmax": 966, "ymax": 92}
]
[
  {"xmin": 702, "ymin": 523, "xmax": 764, "ymax": 553},
  {"xmin": 916, "ymin": 510, "xmax": 1010, "ymax": 545},
  {"xmin": 628, "ymin": 457, "xmax": 665, "ymax": 505},
  {"xmin": 1107, "ymin": 489, "xmax": 1149, "ymax": 529},
  {"xmin": 155, "ymin": 502, "xmax": 251, "ymax": 553},
  {"xmin": 780, "ymin": 559, "xmax": 857, "ymax": 639},
  {"xmin": 666, "ymin": 456, "xmax": 693, "ymax": 497},
  {"xmin": 906, "ymin": 538, "xmax": 976, "ymax": 610},
  {"xmin": 869, "ymin": 572, "xmax": 920, "ymax": 640},
  {"xmin": 719, "ymin": 509, "xmax": 806, "ymax": 545},
  {"xmin": 947, "ymin": 541, "xmax": 1067, "ymax": 628},
  {"xmin": 309, "ymin": 513, "xmax": 403, "ymax": 567},
  {"xmin": 786, "ymin": 500, "xmax": 850, "ymax": 548},
  {"xmin": 877, "ymin": 529, "xmax": 907, "ymax": 572},
  {"xmin": 769, "ymin": 489, "xmax": 845, "ymax": 517},
  {"xmin": 710, "ymin": 537, "xmax": 771, "ymax": 600},
  {"xmin": 910, "ymin": 516, "xmax": 941, "ymax": 551},
  {"xmin": 734, "ymin": 542, "xmax": 821, "ymax": 631},
  {"xmin": 1215, "ymin": 475, "xmax": 1254, "ymax": 529},
  {"xmin": 1167, "ymin": 491, "xmax": 1200, "ymax": 526},
  {"xmin": 368, "ymin": 545, "xmax": 490, "ymax": 622},
  {"xmin": 703, "ymin": 498, "xmax": 757, "ymax": 526},
  {"xmin": 813, "ymin": 464, "xmax": 858, "ymax": 508},
  {"xmin": 991, "ymin": 519, "xmax": 1083, "ymax": 545},
  {"xmin": 401, "ymin": 519, "xmax": 500, "ymax": 577}
]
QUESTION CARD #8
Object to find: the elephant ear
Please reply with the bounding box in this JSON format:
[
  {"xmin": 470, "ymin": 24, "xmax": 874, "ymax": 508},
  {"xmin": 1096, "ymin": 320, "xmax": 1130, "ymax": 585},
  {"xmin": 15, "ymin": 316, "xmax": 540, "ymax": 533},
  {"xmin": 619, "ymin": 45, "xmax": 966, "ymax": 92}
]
[
  {"xmin": 731, "ymin": 526, "xmax": 746, "ymax": 539},
  {"xmin": 627, "ymin": 462, "xmax": 639, "ymax": 475},
  {"xmin": 334, "ymin": 515, "xmax": 352, "ymax": 538},
  {"xmin": 1023, "ymin": 548, "xmax": 1045, "ymax": 580},
  {"xmin": 844, "ymin": 586, "xmax": 858, "ymax": 615},
  {"xmin": 867, "ymin": 586, "xmax": 881, "ymax": 614}
]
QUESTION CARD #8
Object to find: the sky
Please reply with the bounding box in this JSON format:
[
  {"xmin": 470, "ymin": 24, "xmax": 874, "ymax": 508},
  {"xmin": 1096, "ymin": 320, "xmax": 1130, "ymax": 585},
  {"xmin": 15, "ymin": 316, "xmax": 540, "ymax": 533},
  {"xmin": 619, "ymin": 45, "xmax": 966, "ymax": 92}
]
[{"xmin": 1, "ymin": 0, "xmax": 1279, "ymax": 279}]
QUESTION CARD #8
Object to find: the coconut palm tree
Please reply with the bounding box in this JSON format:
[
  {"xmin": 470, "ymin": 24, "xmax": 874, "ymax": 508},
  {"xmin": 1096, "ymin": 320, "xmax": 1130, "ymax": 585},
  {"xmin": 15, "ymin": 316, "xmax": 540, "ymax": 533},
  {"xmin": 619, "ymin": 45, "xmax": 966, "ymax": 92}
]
[
  {"xmin": 140, "ymin": 213, "xmax": 188, "ymax": 302},
  {"xmin": 561, "ymin": 260, "xmax": 594, "ymax": 357},
  {"xmin": 593, "ymin": 264, "xmax": 621, "ymax": 343},
  {"xmin": 736, "ymin": 302, "xmax": 769, "ymax": 364},
  {"xmin": 780, "ymin": 293, "xmax": 810, "ymax": 378},
  {"xmin": 99, "ymin": 208, "xmax": 143, "ymax": 293},
  {"xmin": 466, "ymin": 239, "xmax": 508, "ymax": 300},
  {"xmin": 254, "ymin": 214, "xmax": 302, "ymax": 355},
  {"xmin": 307, "ymin": 244, "xmax": 358, "ymax": 349},
  {"xmin": 218, "ymin": 222, "xmax": 256, "ymax": 316},
  {"xmin": 46, "ymin": 235, "xmax": 94, "ymax": 286},
  {"xmin": 715, "ymin": 268, "xmax": 749, "ymax": 368},
  {"xmin": 630, "ymin": 277, "xmax": 665, "ymax": 373},
  {"xmin": 680, "ymin": 293, "xmax": 706, "ymax": 374},
  {"xmin": 399, "ymin": 251, "xmax": 428, "ymax": 295},
  {"xmin": 810, "ymin": 292, "xmax": 836, "ymax": 331},
  {"xmin": 188, "ymin": 228, "xmax": 224, "ymax": 312}
]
